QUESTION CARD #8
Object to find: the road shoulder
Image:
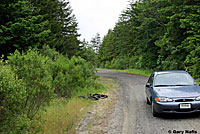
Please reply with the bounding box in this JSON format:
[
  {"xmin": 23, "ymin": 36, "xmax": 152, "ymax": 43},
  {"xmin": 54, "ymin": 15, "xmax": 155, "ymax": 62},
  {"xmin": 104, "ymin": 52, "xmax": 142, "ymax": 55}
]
[{"xmin": 76, "ymin": 77, "xmax": 124, "ymax": 134}]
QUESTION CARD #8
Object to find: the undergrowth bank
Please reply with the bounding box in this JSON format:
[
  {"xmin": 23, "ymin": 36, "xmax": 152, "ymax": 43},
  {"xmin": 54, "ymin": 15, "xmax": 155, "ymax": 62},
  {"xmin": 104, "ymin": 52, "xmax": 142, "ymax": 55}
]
[{"xmin": 0, "ymin": 47, "xmax": 100, "ymax": 133}]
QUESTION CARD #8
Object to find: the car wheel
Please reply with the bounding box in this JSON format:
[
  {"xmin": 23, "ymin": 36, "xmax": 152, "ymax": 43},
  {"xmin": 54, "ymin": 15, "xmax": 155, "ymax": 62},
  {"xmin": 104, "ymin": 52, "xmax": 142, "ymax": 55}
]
[
  {"xmin": 146, "ymin": 97, "xmax": 150, "ymax": 105},
  {"xmin": 152, "ymin": 101, "xmax": 159, "ymax": 117}
]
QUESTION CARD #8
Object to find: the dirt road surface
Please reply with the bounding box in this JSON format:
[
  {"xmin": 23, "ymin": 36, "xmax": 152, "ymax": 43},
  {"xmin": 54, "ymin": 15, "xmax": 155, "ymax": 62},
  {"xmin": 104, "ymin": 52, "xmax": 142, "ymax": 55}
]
[{"xmin": 77, "ymin": 69, "xmax": 200, "ymax": 134}]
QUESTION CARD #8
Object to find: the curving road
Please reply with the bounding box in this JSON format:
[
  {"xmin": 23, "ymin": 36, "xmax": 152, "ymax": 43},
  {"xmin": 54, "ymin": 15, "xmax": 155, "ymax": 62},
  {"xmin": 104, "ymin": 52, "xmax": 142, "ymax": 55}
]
[{"xmin": 96, "ymin": 69, "xmax": 200, "ymax": 134}]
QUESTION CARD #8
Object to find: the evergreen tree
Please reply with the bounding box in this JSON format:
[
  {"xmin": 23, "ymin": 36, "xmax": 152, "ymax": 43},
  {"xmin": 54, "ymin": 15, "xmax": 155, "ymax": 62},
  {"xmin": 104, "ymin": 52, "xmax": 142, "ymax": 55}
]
[
  {"xmin": 29, "ymin": 0, "xmax": 81, "ymax": 57},
  {"xmin": 90, "ymin": 33, "xmax": 101, "ymax": 53},
  {"xmin": 98, "ymin": 29, "xmax": 118, "ymax": 64},
  {"xmin": 98, "ymin": 0, "xmax": 200, "ymax": 80},
  {"xmin": 0, "ymin": 0, "xmax": 50, "ymax": 57},
  {"xmin": 57, "ymin": 1, "xmax": 81, "ymax": 57},
  {"xmin": 79, "ymin": 39, "xmax": 97, "ymax": 65}
]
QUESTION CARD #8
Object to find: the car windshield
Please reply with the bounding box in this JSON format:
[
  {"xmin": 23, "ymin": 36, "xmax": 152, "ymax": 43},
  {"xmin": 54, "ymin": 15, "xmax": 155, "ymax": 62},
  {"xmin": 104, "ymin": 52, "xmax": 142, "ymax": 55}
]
[{"xmin": 154, "ymin": 73, "xmax": 196, "ymax": 86}]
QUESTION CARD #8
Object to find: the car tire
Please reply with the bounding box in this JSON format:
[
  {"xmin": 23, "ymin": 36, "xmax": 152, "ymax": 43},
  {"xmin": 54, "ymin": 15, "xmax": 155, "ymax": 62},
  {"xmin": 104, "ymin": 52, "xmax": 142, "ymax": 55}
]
[
  {"xmin": 152, "ymin": 101, "xmax": 159, "ymax": 117},
  {"xmin": 146, "ymin": 97, "xmax": 150, "ymax": 105}
]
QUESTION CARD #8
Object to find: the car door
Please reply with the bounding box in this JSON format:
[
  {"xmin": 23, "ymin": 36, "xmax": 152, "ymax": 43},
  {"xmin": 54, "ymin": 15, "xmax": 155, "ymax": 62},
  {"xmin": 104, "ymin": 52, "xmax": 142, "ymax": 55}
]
[{"xmin": 146, "ymin": 73, "xmax": 154, "ymax": 100}]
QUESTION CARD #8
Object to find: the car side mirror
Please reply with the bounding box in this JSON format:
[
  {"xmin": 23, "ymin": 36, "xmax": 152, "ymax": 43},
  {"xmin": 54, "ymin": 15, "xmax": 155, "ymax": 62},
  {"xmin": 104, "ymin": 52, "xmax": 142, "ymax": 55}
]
[{"xmin": 146, "ymin": 83, "xmax": 151, "ymax": 87}]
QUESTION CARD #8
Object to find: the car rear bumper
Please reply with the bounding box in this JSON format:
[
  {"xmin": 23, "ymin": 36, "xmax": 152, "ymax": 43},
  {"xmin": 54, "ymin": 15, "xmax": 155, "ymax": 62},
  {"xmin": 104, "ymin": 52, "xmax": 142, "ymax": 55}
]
[{"xmin": 154, "ymin": 101, "xmax": 200, "ymax": 114}]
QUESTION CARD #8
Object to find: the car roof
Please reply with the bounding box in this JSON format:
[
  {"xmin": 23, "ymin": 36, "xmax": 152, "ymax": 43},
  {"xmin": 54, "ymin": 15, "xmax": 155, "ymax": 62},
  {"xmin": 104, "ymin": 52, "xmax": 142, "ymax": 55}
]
[{"xmin": 154, "ymin": 70, "xmax": 187, "ymax": 75}]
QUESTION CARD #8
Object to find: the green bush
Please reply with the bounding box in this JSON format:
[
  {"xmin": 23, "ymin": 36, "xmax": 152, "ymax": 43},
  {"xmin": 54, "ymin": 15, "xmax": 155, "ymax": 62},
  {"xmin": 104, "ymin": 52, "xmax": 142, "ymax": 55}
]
[
  {"xmin": 110, "ymin": 59, "xmax": 119, "ymax": 69},
  {"xmin": 50, "ymin": 55, "xmax": 96, "ymax": 97},
  {"xmin": 40, "ymin": 46, "xmax": 71, "ymax": 97},
  {"xmin": 185, "ymin": 49, "xmax": 200, "ymax": 79},
  {"xmin": 1, "ymin": 47, "xmax": 103, "ymax": 133},
  {"xmin": 40, "ymin": 45, "xmax": 61, "ymax": 61},
  {"xmin": 7, "ymin": 49, "xmax": 54, "ymax": 119},
  {"xmin": 128, "ymin": 56, "xmax": 138, "ymax": 69},
  {"xmin": 40, "ymin": 46, "xmax": 97, "ymax": 98},
  {"xmin": 106, "ymin": 57, "xmax": 129, "ymax": 70},
  {"xmin": 68, "ymin": 56, "xmax": 96, "ymax": 91},
  {"xmin": 0, "ymin": 63, "xmax": 30, "ymax": 133},
  {"xmin": 104, "ymin": 61, "xmax": 111, "ymax": 69}
]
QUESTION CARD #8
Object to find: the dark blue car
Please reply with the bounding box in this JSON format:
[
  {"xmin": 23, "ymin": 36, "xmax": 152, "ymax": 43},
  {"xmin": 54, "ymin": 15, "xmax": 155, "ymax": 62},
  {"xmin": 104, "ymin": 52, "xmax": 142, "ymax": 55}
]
[{"xmin": 145, "ymin": 70, "xmax": 200, "ymax": 117}]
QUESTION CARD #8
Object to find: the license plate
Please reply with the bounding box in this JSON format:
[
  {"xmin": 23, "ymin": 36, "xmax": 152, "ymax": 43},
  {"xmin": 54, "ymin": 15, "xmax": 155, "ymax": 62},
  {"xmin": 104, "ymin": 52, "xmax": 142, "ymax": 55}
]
[{"xmin": 180, "ymin": 103, "xmax": 191, "ymax": 109}]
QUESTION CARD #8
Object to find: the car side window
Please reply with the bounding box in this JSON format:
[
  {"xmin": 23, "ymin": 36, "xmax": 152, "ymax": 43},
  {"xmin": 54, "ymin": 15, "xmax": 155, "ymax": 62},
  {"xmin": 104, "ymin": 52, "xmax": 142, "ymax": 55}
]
[{"xmin": 148, "ymin": 74, "xmax": 154, "ymax": 85}]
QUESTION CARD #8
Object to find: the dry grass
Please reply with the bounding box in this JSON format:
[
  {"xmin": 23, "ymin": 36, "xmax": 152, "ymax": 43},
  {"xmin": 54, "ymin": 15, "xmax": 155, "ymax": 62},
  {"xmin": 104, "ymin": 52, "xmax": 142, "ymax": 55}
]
[
  {"xmin": 34, "ymin": 77, "xmax": 114, "ymax": 134},
  {"xmin": 40, "ymin": 98, "xmax": 91, "ymax": 134}
]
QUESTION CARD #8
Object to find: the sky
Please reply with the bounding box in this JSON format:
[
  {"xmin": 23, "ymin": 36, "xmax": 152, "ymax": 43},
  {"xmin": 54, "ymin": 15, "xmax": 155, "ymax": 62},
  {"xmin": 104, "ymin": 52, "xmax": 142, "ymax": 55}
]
[{"xmin": 70, "ymin": 0, "xmax": 130, "ymax": 42}]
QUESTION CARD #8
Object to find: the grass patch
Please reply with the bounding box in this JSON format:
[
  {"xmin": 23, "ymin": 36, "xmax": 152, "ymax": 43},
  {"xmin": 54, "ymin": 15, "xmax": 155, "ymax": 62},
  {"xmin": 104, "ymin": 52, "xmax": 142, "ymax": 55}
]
[
  {"xmin": 110, "ymin": 68, "xmax": 152, "ymax": 77},
  {"xmin": 39, "ymin": 98, "xmax": 91, "ymax": 134},
  {"xmin": 196, "ymin": 78, "xmax": 200, "ymax": 85},
  {"xmin": 33, "ymin": 77, "xmax": 115, "ymax": 134},
  {"xmin": 98, "ymin": 77, "xmax": 119, "ymax": 90}
]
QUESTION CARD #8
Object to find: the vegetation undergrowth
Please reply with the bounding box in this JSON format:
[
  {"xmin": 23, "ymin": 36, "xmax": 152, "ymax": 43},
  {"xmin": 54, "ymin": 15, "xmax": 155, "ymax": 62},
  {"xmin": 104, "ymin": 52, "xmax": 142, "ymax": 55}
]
[
  {"xmin": 0, "ymin": 0, "xmax": 106, "ymax": 133},
  {"xmin": 0, "ymin": 47, "xmax": 103, "ymax": 133},
  {"xmin": 34, "ymin": 77, "xmax": 107, "ymax": 134},
  {"xmin": 37, "ymin": 98, "xmax": 91, "ymax": 134}
]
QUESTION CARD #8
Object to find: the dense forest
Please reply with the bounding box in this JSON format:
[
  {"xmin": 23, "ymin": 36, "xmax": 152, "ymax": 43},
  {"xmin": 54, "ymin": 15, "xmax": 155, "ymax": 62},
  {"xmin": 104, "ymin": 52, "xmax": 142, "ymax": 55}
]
[
  {"xmin": 98, "ymin": 0, "xmax": 200, "ymax": 80},
  {"xmin": 1, "ymin": 0, "xmax": 200, "ymax": 133},
  {"xmin": 0, "ymin": 0, "xmax": 101, "ymax": 133},
  {"xmin": 0, "ymin": 0, "xmax": 82, "ymax": 57}
]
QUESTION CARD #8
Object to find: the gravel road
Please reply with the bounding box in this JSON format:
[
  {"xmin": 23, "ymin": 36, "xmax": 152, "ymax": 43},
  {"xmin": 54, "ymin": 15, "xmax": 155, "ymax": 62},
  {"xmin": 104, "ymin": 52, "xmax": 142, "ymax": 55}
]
[{"xmin": 95, "ymin": 69, "xmax": 200, "ymax": 134}]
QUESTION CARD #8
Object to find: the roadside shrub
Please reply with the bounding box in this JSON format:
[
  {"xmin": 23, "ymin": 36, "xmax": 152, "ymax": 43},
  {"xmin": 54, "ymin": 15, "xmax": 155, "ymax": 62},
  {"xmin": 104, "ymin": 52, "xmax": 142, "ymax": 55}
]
[
  {"xmin": 128, "ymin": 56, "xmax": 138, "ymax": 69},
  {"xmin": 40, "ymin": 45, "xmax": 60, "ymax": 61},
  {"xmin": 98, "ymin": 62, "xmax": 105, "ymax": 68},
  {"xmin": 68, "ymin": 56, "xmax": 96, "ymax": 92},
  {"xmin": 1, "ymin": 47, "xmax": 104, "ymax": 133},
  {"xmin": 40, "ymin": 46, "xmax": 97, "ymax": 98},
  {"xmin": 79, "ymin": 46, "xmax": 98, "ymax": 67},
  {"xmin": 50, "ymin": 55, "xmax": 96, "ymax": 97},
  {"xmin": 184, "ymin": 47, "xmax": 200, "ymax": 80},
  {"xmin": 109, "ymin": 57, "xmax": 129, "ymax": 69},
  {"xmin": 0, "ymin": 63, "xmax": 30, "ymax": 133},
  {"xmin": 104, "ymin": 61, "xmax": 111, "ymax": 69},
  {"xmin": 7, "ymin": 49, "xmax": 54, "ymax": 119},
  {"xmin": 51, "ymin": 54, "xmax": 71, "ymax": 97}
]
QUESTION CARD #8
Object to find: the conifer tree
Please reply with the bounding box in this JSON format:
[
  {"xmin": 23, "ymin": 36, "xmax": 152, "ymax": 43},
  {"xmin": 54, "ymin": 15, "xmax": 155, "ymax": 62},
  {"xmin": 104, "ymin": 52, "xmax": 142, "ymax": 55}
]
[{"xmin": 0, "ymin": 0, "xmax": 50, "ymax": 57}]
